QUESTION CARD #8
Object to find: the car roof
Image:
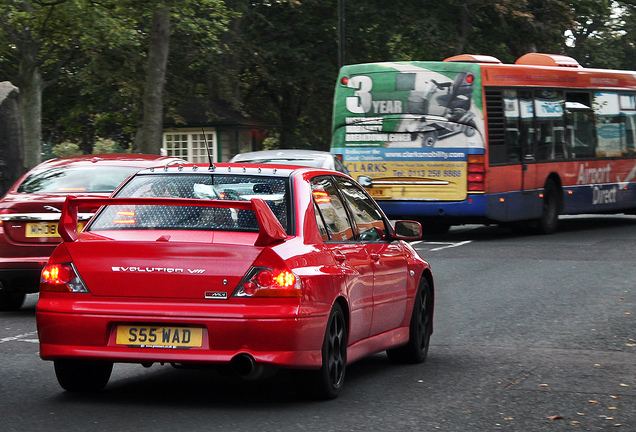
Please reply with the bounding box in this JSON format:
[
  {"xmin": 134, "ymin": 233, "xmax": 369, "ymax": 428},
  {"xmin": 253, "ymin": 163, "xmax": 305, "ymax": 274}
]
[
  {"xmin": 137, "ymin": 163, "xmax": 315, "ymax": 177},
  {"xmin": 30, "ymin": 154, "xmax": 185, "ymax": 170},
  {"xmin": 230, "ymin": 150, "xmax": 334, "ymax": 162}
]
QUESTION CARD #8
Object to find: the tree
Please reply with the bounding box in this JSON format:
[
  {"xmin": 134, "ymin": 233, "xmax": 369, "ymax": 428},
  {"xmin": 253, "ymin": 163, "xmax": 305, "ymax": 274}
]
[
  {"xmin": 0, "ymin": 0, "xmax": 94, "ymax": 170},
  {"xmin": 134, "ymin": 3, "xmax": 171, "ymax": 155},
  {"xmin": 133, "ymin": 0, "xmax": 231, "ymax": 154}
]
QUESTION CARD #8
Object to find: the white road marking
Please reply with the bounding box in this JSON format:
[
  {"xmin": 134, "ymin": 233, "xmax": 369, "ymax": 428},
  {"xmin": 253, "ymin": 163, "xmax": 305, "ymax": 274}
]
[
  {"xmin": 410, "ymin": 240, "xmax": 473, "ymax": 251},
  {"xmin": 0, "ymin": 331, "xmax": 38, "ymax": 344},
  {"xmin": 428, "ymin": 240, "xmax": 472, "ymax": 251}
]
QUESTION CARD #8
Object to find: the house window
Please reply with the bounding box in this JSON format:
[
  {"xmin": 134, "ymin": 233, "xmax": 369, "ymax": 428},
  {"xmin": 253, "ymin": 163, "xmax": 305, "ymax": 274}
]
[{"xmin": 163, "ymin": 130, "xmax": 217, "ymax": 163}]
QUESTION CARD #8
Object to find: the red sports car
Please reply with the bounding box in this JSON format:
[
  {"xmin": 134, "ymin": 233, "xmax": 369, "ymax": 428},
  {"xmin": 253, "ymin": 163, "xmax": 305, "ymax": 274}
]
[
  {"xmin": 0, "ymin": 154, "xmax": 184, "ymax": 311},
  {"xmin": 36, "ymin": 163, "xmax": 433, "ymax": 399}
]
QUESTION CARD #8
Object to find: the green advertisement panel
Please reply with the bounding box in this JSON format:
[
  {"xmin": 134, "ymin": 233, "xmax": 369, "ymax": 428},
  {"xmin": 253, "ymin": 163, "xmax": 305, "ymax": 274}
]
[{"xmin": 331, "ymin": 61, "xmax": 486, "ymax": 200}]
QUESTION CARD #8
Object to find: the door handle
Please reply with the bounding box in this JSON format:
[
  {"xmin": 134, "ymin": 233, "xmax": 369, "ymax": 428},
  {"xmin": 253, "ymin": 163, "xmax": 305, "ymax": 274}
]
[{"xmin": 370, "ymin": 253, "xmax": 380, "ymax": 261}]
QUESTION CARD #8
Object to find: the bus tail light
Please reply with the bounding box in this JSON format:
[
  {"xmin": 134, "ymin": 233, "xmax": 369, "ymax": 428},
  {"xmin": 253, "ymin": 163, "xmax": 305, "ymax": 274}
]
[{"xmin": 467, "ymin": 155, "xmax": 485, "ymax": 191}]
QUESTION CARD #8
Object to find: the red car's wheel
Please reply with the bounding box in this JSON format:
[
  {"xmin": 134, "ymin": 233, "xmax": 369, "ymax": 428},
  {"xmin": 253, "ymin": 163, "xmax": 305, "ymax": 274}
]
[
  {"xmin": 0, "ymin": 287, "xmax": 25, "ymax": 311},
  {"xmin": 54, "ymin": 359, "xmax": 113, "ymax": 392},
  {"xmin": 387, "ymin": 278, "xmax": 432, "ymax": 363},
  {"xmin": 294, "ymin": 303, "xmax": 347, "ymax": 399}
]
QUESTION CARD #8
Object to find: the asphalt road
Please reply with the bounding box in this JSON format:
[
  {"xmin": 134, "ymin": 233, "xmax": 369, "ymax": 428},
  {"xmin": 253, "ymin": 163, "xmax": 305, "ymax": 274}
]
[{"xmin": 1, "ymin": 214, "xmax": 634, "ymax": 431}]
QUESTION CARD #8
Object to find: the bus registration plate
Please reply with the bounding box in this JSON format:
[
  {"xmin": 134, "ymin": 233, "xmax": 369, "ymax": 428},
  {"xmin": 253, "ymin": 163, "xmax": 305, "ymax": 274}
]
[
  {"xmin": 116, "ymin": 326, "xmax": 203, "ymax": 348},
  {"xmin": 368, "ymin": 188, "xmax": 385, "ymax": 197}
]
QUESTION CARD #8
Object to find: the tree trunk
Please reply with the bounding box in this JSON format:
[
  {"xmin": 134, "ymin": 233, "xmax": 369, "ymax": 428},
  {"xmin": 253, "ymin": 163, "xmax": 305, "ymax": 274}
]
[
  {"xmin": 0, "ymin": 82, "xmax": 25, "ymax": 195},
  {"xmin": 134, "ymin": 5, "xmax": 170, "ymax": 155},
  {"xmin": 17, "ymin": 41, "xmax": 43, "ymax": 170},
  {"xmin": 277, "ymin": 89, "xmax": 299, "ymax": 149},
  {"xmin": 455, "ymin": 1, "xmax": 470, "ymax": 55}
]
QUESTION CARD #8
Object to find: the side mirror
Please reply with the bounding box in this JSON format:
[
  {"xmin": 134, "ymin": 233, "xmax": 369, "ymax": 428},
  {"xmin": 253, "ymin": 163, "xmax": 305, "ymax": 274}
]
[
  {"xmin": 393, "ymin": 220, "xmax": 422, "ymax": 241},
  {"xmin": 357, "ymin": 175, "xmax": 373, "ymax": 188}
]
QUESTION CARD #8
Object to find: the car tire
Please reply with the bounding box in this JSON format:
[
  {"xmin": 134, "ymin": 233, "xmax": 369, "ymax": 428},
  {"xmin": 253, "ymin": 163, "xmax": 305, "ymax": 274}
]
[
  {"xmin": 0, "ymin": 286, "xmax": 25, "ymax": 311},
  {"xmin": 538, "ymin": 180, "xmax": 561, "ymax": 234},
  {"xmin": 54, "ymin": 359, "xmax": 113, "ymax": 392},
  {"xmin": 387, "ymin": 278, "xmax": 432, "ymax": 364},
  {"xmin": 294, "ymin": 303, "xmax": 347, "ymax": 400}
]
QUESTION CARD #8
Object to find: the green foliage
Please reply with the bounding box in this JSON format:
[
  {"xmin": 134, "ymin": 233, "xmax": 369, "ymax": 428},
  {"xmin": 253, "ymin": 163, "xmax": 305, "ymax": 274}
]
[
  {"xmin": 52, "ymin": 142, "xmax": 83, "ymax": 158},
  {"xmin": 93, "ymin": 137, "xmax": 129, "ymax": 154},
  {"xmin": 4, "ymin": 0, "xmax": 636, "ymax": 160}
]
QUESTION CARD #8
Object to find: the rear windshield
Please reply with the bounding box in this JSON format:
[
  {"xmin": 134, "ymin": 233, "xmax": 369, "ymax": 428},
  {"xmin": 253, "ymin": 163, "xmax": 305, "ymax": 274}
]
[
  {"xmin": 17, "ymin": 166, "xmax": 142, "ymax": 193},
  {"xmin": 88, "ymin": 174, "xmax": 289, "ymax": 232}
]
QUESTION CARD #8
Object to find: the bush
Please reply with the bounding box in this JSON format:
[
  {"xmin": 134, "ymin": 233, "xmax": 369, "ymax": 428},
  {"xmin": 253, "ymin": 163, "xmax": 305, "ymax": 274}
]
[
  {"xmin": 93, "ymin": 138, "xmax": 127, "ymax": 154},
  {"xmin": 52, "ymin": 142, "xmax": 83, "ymax": 158}
]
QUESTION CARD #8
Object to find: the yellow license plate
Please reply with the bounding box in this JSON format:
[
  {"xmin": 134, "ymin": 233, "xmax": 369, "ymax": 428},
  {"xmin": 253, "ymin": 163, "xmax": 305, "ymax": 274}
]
[
  {"xmin": 25, "ymin": 222, "xmax": 84, "ymax": 238},
  {"xmin": 116, "ymin": 326, "xmax": 203, "ymax": 348},
  {"xmin": 368, "ymin": 188, "xmax": 385, "ymax": 197}
]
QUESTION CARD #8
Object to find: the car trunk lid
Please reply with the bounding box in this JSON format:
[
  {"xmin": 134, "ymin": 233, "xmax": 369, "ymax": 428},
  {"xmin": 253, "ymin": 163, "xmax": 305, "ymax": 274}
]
[{"xmin": 66, "ymin": 239, "xmax": 262, "ymax": 299}]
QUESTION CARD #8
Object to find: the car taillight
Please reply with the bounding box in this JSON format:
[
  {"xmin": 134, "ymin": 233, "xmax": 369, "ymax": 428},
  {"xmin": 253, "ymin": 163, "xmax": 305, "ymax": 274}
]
[
  {"xmin": 233, "ymin": 266, "xmax": 301, "ymax": 298},
  {"xmin": 467, "ymin": 154, "xmax": 485, "ymax": 192},
  {"xmin": 41, "ymin": 263, "xmax": 89, "ymax": 293}
]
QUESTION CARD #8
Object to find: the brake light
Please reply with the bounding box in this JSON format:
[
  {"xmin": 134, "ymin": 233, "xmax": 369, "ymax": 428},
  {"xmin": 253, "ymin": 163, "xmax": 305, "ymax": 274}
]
[
  {"xmin": 114, "ymin": 210, "xmax": 136, "ymax": 224},
  {"xmin": 41, "ymin": 263, "xmax": 89, "ymax": 293},
  {"xmin": 467, "ymin": 154, "xmax": 485, "ymax": 192},
  {"xmin": 233, "ymin": 266, "xmax": 300, "ymax": 298},
  {"xmin": 312, "ymin": 190, "xmax": 331, "ymax": 204}
]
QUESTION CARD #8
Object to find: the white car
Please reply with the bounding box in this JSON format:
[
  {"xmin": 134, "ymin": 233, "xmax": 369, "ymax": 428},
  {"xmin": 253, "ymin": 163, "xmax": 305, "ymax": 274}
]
[{"xmin": 230, "ymin": 150, "xmax": 349, "ymax": 175}]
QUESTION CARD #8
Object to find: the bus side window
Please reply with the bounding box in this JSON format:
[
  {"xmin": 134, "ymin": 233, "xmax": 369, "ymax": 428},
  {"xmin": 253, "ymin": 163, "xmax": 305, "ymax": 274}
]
[
  {"xmin": 565, "ymin": 92, "xmax": 596, "ymax": 159},
  {"xmin": 503, "ymin": 89, "xmax": 521, "ymax": 163},
  {"xmin": 518, "ymin": 90, "xmax": 536, "ymax": 161},
  {"xmin": 535, "ymin": 90, "xmax": 565, "ymax": 161},
  {"xmin": 620, "ymin": 94, "xmax": 636, "ymax": 156}
]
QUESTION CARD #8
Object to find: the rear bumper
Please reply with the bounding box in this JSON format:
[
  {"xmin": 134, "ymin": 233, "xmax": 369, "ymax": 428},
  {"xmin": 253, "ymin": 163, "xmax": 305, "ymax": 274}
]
[{"xmin": 36, "ymin": 301, "xmax": 329, "ymax": 369}]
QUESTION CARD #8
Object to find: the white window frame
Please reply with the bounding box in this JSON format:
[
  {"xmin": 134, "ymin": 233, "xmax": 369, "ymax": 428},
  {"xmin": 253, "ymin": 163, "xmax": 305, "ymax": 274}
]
[{"xmin": 162, "ymin": 129, "xmax": 217, "ymax": 163}]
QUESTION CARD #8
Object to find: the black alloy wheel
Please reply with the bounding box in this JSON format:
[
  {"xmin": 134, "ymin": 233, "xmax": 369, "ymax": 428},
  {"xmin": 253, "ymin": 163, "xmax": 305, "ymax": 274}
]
[
  {"xmin": 294, "ymin": 303, "xmax": 347, "ymax": 400},
  {"xmin": 387, "ymin": 278, "xmax": 432, "ymax": 364}
]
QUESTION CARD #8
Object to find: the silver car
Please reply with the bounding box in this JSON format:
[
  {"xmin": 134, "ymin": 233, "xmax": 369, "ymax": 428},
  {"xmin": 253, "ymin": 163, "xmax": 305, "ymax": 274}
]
[{"xmin": 230, "ymin": 150, "xmax": 349, "ymax": 175}]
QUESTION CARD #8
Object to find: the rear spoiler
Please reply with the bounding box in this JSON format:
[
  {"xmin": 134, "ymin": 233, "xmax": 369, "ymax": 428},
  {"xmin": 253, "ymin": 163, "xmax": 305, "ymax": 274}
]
[{"xmin": 59, "ymin": 196, "xmax": 288, "ymax": 247}]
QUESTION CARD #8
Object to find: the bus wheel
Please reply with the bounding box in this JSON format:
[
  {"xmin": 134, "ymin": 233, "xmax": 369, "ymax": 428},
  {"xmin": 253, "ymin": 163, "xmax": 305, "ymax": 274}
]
[{"xmin": 538, "ymin": 180, "xmax": 560, "ymax": 234}]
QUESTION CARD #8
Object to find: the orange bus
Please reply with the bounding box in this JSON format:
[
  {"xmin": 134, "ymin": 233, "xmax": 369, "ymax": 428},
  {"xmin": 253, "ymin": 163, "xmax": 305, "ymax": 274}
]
[{"xmin": 331, "ymin": 53, "xmax": 636, "ymax": 234}]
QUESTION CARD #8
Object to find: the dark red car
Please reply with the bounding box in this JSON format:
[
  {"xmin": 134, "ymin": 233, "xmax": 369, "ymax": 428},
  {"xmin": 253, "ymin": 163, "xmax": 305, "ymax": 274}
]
[
  {"xmin": 0, "ymin": 154, "xmax": 185, "ymax": 310},
  {"xmin": 36, "ymin": 163, "xmax": 434, "ymax": 399}
]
